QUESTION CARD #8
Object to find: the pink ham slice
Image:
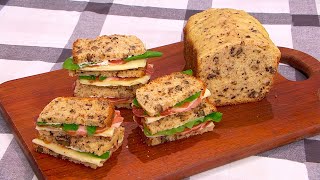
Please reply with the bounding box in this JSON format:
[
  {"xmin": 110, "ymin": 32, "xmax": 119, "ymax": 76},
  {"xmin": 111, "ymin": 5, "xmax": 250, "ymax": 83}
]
[{"xmin": 180, "ymin": 121, "xmax": 211, "ymax": 136}]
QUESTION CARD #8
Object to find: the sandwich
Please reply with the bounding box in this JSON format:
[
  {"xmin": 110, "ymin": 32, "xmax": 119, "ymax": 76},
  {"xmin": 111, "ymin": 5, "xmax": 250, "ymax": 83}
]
[
  {"xmin": 32, "ymin": 97, "xmax": 124, "ymax": 169},
  {"xmin": 132, "ymin": 70, "xmax": 222, "ymax": 146},
  {"xmin": 62, "ymin": 35, "xmax": 162, "ymax": 108}
]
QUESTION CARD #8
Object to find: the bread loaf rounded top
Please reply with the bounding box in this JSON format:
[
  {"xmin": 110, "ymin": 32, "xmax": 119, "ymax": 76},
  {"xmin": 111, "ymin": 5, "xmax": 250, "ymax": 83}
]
[
  {"xmin": 37, "ymin": 97, "xmax": 115, "ymax": 127},
  {"xmin": 136, "ymin": 72, "xmax": 206, "ymax": 116},
  {"xmin": 184, "ymin": 8, "xmax": 279, "ymax": 59}
]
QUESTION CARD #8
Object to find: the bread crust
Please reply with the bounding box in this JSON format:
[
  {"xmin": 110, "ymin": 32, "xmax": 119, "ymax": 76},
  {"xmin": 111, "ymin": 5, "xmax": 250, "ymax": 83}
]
[
  {"xmin": 74, "ymin": 80, "xmax": 141, "ymax": 99},
  {"xmin": 184, "ymin": 8, "xmax": 281, "ymax": 106},
  {"xmin": 37, "ymin": 97, "xmax": 114, "ymax": 127},
  {"xmin": 136, "ymin": 72, "xmax": 206, "ymax": 116},
  {"xmin": 72, "ymin": 34, "xmax": 146, "ymax": 64}
]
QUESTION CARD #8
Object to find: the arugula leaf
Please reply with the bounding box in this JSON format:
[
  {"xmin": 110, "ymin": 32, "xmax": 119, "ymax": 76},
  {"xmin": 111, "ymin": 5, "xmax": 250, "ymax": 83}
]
[
  {"xmin": 204, "ymin": 112, "xmax": 223, "ymax": 122},
  {"xmin": 80, "ymin": 151, "xmax": 110, "ymax": 159},
  {"xmin": 144, "ymin": 112, "xmax": 222, "ymax": 137},
  {"xmin": 62, "ymin": 124, "xmax": 79, "ymax": 131},
  {"xmin": 99, "ymin": 76, "xmax": 107, "ymax": 81},
  {"xmin": 87, "ymin": 126, "xmax": 96, "ymax": 136},
  {"xmin": 182, "ymin": 69, "xmax": 193, "ymax": 75},
  {"xmin": 133, "ymin": 98, "xmax": 141, "ymax": 107},
  {"xmin": 79, "ymin": 76, "xmax": 107, "ymax": 81},
  {"xmin": 36, "ymin": 122, "xmax": 61, "ymax": 128},
  {"xmin": 63, "ymin": 57, "xmax": 80, "ymax": 70},
  {"xmin": 125, "ymin": 51, "xmax": 162, "ymax": 62},
  {"xmin": 174, "ymin": 91, "xmax": 201, "ymax": 107},
  {"xmin": 79, "ymin": 75, "xmax": 96, "ymax": 80},
  {"xmin": 36, "ymin": 122, "xmax": 47, "ymax": 126}
]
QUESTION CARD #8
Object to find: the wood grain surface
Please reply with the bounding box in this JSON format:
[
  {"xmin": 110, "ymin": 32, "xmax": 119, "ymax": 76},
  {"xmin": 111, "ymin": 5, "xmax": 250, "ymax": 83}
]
[{"xmin": 0, "ymin": 42, "xmax": 319, "ymax": 180}]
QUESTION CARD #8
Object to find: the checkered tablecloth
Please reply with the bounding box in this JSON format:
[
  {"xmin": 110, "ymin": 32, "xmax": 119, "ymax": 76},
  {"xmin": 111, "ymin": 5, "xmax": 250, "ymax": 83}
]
[{"xmin": 0, "ymin": 0, "xmax": 319, "ymax": 179}]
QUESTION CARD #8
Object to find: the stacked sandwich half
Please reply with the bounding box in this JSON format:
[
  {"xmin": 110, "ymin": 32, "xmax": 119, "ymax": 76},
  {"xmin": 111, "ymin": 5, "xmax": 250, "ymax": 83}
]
[
  {"xmin": 132, "ymin": 71, "xmax": 222, "ymax": 146},
  {"xmin": 63, "ymin": 35, "xmax": 162, "ymax": 108},
  {"xmin": 32, "ymin": 97, "xmax": 124, "ymax": 169}
]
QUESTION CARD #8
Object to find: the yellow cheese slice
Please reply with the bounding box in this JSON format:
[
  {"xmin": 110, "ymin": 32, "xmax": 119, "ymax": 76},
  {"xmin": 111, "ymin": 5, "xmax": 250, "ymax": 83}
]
[
  {"xmin": 144, "ymin": 88, "xmax": 212, "ymax": 124},
  {"xmin": 35, "ymin": 126, "xmax": 115, "ymax": 137},
  {"xmin": 80, "ymin": 59, "xmax": 146, "ymax": 71},
  {"xmin": 79, "ymin": 75, "xmax": 150, "ymax": 87},
  {"xmin": 32, "ymin": 138, "xmax": 105, "ymax": 167}
]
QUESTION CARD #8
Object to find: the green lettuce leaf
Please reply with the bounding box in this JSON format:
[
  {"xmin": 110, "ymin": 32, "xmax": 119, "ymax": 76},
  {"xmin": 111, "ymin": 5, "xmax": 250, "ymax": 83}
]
[
  {"xmin": 86, "ymin": 126, "xmax": 96, "ymax": 136},
  {"xmin": 125, "ymin": 51, "xmax": 162, "ymax": 62},
  {"xmin": 174, "ymin": 91, "xmax": 201, "ymax": 107},
  {"xmin": 182, "ymin": 69, "xmax": 193, "ymax": 75},
  {"xmin": 99, "ymin": 76, "xmax": 107, "ymax": 81},
  {"xmin": 144, "ymin": 112, "xmax": 223, "ymax": 136},
  {"xmin": 63, "ymin": 57, "xmax": 80, "ymax": 70},
  {"xmin": 132, "ymin": 98, "xmax": 141, "ymax": 107},
  {"xmin": 62, "ymin": 124, "xmax": 79, "ymax": 131},
  {"xmin": 80, "ymin": 151, "xmax": 110, "ymax": 159},
  {"xmin": 79, "ymin": 75, "xmax": 107, "ymax": 81},
  {"xmin": 79, "ymin": 75, "xmax": 96, "ymax": 80},
  {"xmin": 36, "ymin": 122, "xmax": 61, "ymax": 128}
]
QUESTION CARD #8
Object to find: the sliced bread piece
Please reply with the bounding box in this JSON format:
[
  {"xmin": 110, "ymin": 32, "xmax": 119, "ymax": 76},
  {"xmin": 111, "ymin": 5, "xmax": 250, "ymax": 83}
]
[
  {"xmin": 72, "ymin": 34, "xmax": 146, "ymax": 64},
  {"xmin": 74, "ymin": 80, "xmax": 141, "ymax": 98},
  {"xmin": 37, "ymin": 97, "xmax": 114, "ymax": 127},
  {"xmin": 136, "ymin": 72, "xmax": 206, "ymax": 116}
]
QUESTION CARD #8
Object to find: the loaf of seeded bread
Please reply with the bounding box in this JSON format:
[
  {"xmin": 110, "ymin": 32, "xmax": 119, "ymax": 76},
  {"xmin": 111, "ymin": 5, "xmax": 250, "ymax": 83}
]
[
  {"xmin": 37, "ymin": 97, "xmax": 114, "ymax": 127},
  {"xmin": 136, "ymin": 72, "xmax": 206, "ymax": 116},
  {"xmin": 184, "ymin": 8, "xmax": 281, "ymax": 106},
  {"xmin": 72, "ymin": 34, "xmax": 146, "ymax": 64}
]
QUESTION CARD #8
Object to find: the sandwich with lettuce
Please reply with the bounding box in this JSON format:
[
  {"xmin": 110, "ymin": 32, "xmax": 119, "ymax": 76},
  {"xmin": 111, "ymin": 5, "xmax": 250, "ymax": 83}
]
[
  {"xmin": 132, "ymin": 70, "xmax": 222, "ymax": 146},
  {"xmin": 63, "ymin": 34, "xmax": 162, "ymax": 109},
  {"xmin": 32, "ymin": 97, "xmax": 124, "ymax": 169}
]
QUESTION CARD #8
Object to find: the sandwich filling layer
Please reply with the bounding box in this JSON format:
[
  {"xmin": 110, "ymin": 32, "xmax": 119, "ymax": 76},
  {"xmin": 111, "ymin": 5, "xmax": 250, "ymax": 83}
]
[
  {"xmin": 80, "ymin": 59, "xmax": 147, "ymax": 71},
  {"xmin": 142, "ymin": 111, "xmax": 222, "ymax": 137},
  {"xmin": 33, "ymin": 138, "xmax": 110, "ymax": 167},
  {"xmin": 79, "ymin": 75, "xmax": 150, "ymax": 87},
  {"xmin": 133, "ymin": 88, "xmax": 211, "ymax": 121}
]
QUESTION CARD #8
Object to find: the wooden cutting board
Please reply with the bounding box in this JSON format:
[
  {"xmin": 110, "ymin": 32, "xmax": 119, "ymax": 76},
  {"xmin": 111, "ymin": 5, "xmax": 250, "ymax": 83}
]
[{"xmin": 0, "ymin": 42, "xmax": 319, "ymax": 180}]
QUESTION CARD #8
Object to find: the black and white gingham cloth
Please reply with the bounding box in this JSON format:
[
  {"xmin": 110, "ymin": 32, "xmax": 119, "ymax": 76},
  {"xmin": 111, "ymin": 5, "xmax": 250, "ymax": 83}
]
[{"xmin": 0, "ymin": 0, "xmax": 319, "ymax": 179}]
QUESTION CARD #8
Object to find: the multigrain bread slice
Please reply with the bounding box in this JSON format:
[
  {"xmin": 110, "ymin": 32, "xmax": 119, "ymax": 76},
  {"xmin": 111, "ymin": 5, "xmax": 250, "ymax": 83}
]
[
  {"xmin": 33, "ymin": 143, "xmax": 102, "ymax": 169},
  {"xmin": 38, "ymin": 127, "xmax": 124, "ymax": 156},
  {"xmin": 70, "ymin": 67, "xmax": 146, "ymax": 78},
  {"xmin": 37, "ymin": 97, "xmax": 114, "ymax": 127},
  {"xmin": 184, "ymin": 8, "xmax": 281, "ymax": 106},
  {"xmin": 136, "ymin": 72, "xmax": 206, "ymax": 116},
  {"xmin": 74, "ymin": 80, "xmax": 141, "ymax": 98},
  {"xmin": 72, "ymin": 35, "xmax": 146, "ymax": 64},
  {"xmin": 33, "ymin": 135, "xmax": 123, "ymax": 169},
  {"xmin": 145, "ymin": 124, "xmax": 215, "ymax": 146},
  {"xmin": 145, "ymin": 100, "xmax": 217, "ymax": 134}
]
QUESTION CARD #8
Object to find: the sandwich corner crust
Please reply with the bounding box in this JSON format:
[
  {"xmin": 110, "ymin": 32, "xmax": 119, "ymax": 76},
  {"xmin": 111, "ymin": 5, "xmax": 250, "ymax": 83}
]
[
  {"xmin": 37, "ymin": 97, "xmax": 115, "ymax": 127},
  {"xmin": 136, "ymin": 72, "xmax": 206, "ymax": 116},
  {"xmin": 72, "ymin": 34, "xmax": 146, "ymax": 64}
]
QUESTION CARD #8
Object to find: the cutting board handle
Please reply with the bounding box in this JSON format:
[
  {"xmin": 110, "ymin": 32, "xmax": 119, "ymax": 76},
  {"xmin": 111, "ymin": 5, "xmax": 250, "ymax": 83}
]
[{"xmin": 279, "ymin": 47, "xmax": 320, "ymax": 78}]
